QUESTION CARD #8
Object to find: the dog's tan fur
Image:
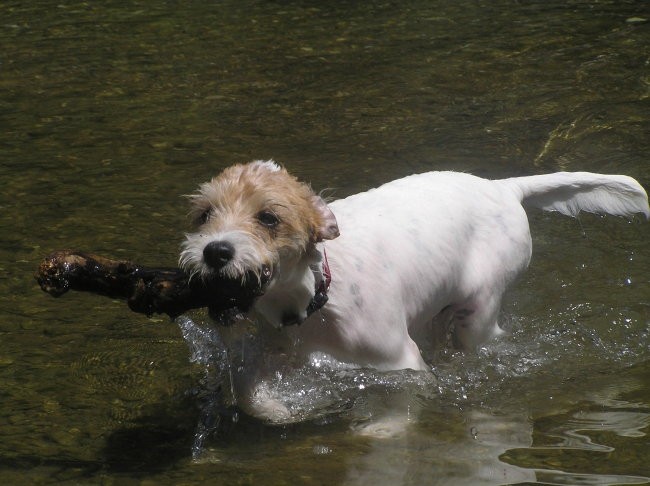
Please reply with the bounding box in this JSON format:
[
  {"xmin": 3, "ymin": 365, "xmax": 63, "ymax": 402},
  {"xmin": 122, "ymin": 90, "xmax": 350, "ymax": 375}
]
[{"xmin": 182, "ymin": 161, "xmax": 338, "ymax": 285}]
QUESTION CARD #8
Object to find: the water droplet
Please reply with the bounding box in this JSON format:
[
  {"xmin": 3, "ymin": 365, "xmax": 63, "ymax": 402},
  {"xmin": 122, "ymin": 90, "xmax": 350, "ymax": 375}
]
[{"xmin": 313, "ymin": 445, "xmax": 332, "ymax": 455}]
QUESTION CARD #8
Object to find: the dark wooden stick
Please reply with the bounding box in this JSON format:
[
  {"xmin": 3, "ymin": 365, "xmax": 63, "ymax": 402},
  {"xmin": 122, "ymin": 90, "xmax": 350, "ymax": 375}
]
[{"xmin": 35, "ymin": 250, "xmax": 250, "ymax": 318}]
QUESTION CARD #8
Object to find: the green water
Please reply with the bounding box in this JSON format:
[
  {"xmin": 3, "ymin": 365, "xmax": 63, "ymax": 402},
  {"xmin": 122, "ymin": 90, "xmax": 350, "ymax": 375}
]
[{"xmin": 1, "ymin": 1, "xmax": 649, "ymax": 484}]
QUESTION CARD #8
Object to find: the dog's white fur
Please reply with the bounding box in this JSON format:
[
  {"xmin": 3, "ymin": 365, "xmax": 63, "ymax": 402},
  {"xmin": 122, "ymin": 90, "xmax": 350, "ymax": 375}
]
[{"xmin": 180, "ymin": 160, "xmax": 649, "ymax": 422}]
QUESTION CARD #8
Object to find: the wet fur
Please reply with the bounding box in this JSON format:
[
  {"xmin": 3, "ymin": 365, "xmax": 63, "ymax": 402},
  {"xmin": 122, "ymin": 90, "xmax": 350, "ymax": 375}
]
[{"xmin": 180, "ymin": 160, "xmax": 649, "ymax": 422}]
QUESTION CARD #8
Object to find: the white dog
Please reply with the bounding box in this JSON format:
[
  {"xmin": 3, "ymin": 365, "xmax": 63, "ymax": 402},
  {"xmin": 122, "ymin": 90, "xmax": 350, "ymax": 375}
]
[{"xmin": 180, "ymin": 160, "xmax": 649, "ymax": 422}]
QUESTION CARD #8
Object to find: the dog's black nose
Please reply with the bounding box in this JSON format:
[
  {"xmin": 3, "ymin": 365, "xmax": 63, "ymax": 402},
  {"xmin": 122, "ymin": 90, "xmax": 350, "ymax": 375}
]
[{"xmin": 203, "ymin": 241, "xmax": 235, "ymax": 269}]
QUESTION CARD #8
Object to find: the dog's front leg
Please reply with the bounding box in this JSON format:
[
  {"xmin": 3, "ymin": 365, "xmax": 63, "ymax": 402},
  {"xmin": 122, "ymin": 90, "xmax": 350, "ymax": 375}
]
[
  {"xmin": 220, "ymin": 328, "xmax": 303, "ymax": 423},
  {"xmin": 227, "ymin": 364, "xmax": 292, "ymax": 423}
]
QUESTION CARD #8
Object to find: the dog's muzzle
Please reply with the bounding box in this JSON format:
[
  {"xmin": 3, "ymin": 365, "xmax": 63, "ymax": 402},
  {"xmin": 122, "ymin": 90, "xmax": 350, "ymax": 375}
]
[{"xmin": 199, "ymin": 240, "xmax": 273, "ymax": 322}]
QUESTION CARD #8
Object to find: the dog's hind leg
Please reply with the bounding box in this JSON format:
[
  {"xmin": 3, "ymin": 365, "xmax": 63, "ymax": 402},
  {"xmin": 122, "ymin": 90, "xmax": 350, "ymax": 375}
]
[
  {"xmin": 449, "ymin": 291, "xmax": 505, "ymax": 351},
  {"xmin": 394, "ymin": 336, "xmax": 429, "ymax": 371}
]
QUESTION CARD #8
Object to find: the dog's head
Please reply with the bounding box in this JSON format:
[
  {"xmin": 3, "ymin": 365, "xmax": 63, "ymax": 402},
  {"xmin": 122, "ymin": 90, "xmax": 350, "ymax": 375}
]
[{"xmin": 180, "ymin": 160, "xmax": 339, "ymax": 314}]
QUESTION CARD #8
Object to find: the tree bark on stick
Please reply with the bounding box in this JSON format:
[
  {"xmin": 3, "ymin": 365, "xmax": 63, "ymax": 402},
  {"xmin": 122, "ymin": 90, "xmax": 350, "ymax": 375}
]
[{"xmin": 35, "ymin": 250, "xmax": 247, "ymax": 318}]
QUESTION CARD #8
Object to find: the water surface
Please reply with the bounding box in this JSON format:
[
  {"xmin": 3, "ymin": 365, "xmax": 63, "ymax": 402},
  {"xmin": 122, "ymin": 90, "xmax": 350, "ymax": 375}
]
[{"xmin": 1, "ymin": 1, "xmax": 649, "ymax": 484}]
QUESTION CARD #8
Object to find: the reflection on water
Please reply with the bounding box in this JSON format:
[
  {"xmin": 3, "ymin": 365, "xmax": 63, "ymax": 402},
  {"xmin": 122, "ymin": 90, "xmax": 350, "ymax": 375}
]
[
  {"xmin": 502, "ymin": 398, "xmax": 650, "ymax": 486},
  {"xmin": 1, "ymin": 0, "xmax": 649, "ymax": 484}
]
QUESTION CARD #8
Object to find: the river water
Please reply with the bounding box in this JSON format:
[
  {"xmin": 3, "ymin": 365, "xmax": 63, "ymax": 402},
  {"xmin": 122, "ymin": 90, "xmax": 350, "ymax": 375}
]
[{"xmin": 1, "ymin": 1, "xmax": 649, "ymax": 484}]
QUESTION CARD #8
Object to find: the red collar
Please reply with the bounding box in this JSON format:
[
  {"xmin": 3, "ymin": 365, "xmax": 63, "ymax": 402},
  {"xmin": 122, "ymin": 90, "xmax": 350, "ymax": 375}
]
[
  {"xmin": 321, "ymin": 247, "xmax": 332, "ymax": 291},
  {"xmin": 305, "ymin": 248, "xmax": 331, "ymax": 317}
]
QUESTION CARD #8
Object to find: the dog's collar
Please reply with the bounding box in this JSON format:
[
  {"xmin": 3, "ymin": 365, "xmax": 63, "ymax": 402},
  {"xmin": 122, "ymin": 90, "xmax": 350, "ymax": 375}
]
[
  {"xmin": 305, "ymin": 247, "xmax": 331, "ymax": 318},
  {"xmin": 278, "ymin": 248, "xmax": 331, "ymax": 326}
]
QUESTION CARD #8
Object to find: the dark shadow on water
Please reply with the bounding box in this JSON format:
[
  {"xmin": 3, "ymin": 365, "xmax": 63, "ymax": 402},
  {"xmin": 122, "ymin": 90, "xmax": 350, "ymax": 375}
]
[
  {"xmin": 103, "ymin": 423, "xmax": 192, "ymax": 474},
  {"xmin": 102, "ymin": 396, "xmax": 200, "ymax": 474},
  {"xmin": 102, "ymin": 390, "xmax": 251, "ymax": 474},
  {"xmin": 0, "ymin": 397, "xmax": 207, "ymax": 481}
]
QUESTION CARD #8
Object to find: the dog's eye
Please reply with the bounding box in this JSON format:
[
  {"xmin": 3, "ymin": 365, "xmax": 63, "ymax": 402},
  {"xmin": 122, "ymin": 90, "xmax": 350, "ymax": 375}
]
[
  {"xmin": 198, "ymin": 208, "xmax": 212, "ymax": 225},
  {"xmin": 257, "ymin": 210, "xmax": 280, "ymax": 228}
]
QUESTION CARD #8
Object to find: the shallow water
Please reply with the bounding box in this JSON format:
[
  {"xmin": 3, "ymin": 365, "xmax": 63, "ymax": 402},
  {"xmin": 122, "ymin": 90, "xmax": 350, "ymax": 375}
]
[{"xmin": 1, "ymin": 0, "xmax": 649, "ymax": 484}]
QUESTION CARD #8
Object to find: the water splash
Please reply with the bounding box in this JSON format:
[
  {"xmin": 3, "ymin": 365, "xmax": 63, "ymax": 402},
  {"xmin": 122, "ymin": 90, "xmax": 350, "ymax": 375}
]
[
  {"xmin": 176, "ymin": 315, "xmax": 236, "ymax": 459},
  {"xmin": 174, "ymin": 303, "xmax": 648, "ymax": 458},
  {"xmin": 175, "ymin": 314, "xmax": 441, "ymax": 452}
]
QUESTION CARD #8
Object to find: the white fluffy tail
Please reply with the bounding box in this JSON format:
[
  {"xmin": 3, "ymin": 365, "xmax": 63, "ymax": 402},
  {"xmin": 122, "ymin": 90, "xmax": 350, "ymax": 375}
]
[{"xmin": 499, "ymin": 172, "xmax": 649, "ymax": 219}]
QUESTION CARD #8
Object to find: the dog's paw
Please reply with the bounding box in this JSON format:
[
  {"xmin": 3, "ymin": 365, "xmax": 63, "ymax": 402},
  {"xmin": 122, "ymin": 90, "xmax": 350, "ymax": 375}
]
[
  {"xmin": 351, "ymin": 414, "xmax": 411, "ymax": 439},
  {"xmin": 245, "ymin": 386, "xmax": 293, "ymax": 424}
]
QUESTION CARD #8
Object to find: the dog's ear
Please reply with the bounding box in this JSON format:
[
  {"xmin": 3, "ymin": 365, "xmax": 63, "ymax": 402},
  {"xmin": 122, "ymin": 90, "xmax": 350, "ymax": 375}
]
[{"xmin": 311, "ymin": 195, "xmax": 340, "ymax": 242}]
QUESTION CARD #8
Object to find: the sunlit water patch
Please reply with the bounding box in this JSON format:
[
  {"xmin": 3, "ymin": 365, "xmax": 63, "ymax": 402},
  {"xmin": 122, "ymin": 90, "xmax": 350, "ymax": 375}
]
[{"xmin": 501, "ymin": 396, "xmax": 650, "ymax": 485}]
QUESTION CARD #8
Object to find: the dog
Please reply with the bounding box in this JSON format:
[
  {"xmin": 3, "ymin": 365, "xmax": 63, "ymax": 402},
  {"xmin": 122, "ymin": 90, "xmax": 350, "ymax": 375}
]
[{"xmin": 180, "ymin": 160, "xmax": 649, "ymax": 422}]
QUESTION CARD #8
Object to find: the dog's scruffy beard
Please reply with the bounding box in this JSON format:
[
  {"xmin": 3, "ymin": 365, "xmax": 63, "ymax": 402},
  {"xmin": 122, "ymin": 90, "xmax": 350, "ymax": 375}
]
[
  {"xmin": 191, "ymin": 265, "xmax": 273, "ymax": 325},
  {"xmin": 180, "ymin": 235, "xmax": 274, "ymax": 324}
]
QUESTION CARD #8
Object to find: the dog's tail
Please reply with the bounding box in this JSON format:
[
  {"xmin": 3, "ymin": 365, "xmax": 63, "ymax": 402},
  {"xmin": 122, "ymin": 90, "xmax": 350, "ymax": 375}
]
[{"xmin": 498, "ymin": 172, "xmax": 649, "ymax": 220}]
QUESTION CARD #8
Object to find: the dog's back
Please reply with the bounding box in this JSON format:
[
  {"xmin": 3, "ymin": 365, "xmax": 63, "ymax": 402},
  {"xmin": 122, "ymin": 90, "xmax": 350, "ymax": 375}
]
[{"xmin": 312, "ymin": 171, "xmax": 649, "ymax": 363}]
